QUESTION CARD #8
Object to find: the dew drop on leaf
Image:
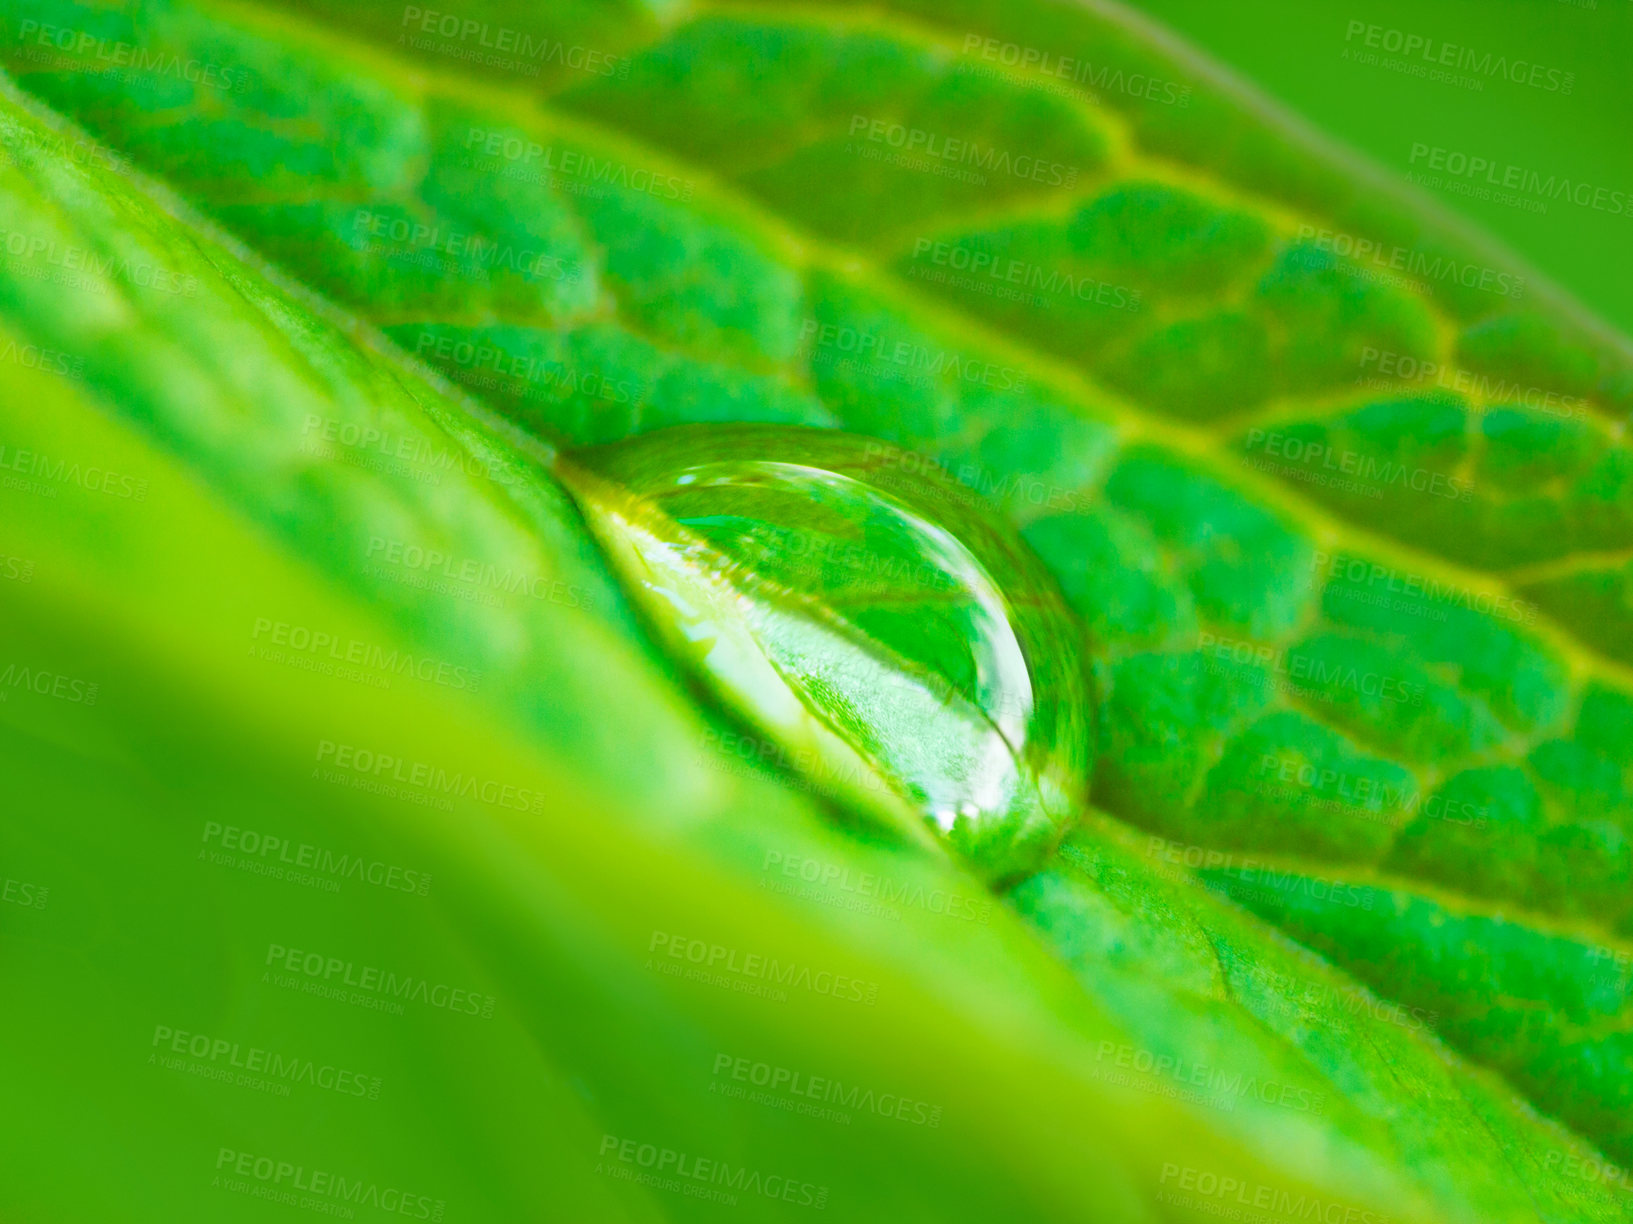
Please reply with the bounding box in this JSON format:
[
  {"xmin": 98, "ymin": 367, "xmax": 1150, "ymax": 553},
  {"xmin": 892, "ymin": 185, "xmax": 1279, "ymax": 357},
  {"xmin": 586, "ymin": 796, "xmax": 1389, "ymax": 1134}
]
[{"xmin": 557, "ymin": 424, "xmax": 1092, "ymax": 882}]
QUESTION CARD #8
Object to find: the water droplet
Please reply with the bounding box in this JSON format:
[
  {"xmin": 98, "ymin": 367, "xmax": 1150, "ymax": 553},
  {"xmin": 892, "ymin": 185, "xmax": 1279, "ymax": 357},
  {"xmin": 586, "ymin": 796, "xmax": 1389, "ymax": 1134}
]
[{"xmin": 558, "ymin": 425, "xmax": 1091, "ymax": 882}]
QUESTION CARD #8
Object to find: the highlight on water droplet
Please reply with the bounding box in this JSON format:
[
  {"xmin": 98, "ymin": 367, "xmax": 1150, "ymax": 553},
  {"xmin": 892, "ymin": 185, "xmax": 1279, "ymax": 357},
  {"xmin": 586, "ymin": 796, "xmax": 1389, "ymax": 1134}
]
[{"xmin": 557, "ymin": 424, "xmax": 1092, "ymax": 882}]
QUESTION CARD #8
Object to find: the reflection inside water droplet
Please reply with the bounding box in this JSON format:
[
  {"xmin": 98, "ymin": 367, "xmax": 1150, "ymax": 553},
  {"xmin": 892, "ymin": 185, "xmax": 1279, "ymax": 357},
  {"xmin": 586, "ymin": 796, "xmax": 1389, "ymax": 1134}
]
[{"xmin": 559, "ymin": 425, "xmax": 1091, "ymax": 882}]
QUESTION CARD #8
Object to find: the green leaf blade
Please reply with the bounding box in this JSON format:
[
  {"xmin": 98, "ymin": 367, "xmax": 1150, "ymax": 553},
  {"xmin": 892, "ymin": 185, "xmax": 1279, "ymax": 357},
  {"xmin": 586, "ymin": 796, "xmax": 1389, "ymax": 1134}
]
[{"xmin": 6, "ymin": 0, "xmax": 1633, "ymax": 1216}]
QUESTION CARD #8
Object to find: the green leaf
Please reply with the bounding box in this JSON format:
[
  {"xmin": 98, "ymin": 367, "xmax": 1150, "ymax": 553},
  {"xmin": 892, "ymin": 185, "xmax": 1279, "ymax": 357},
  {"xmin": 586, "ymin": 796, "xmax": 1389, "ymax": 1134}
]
[
  {"xmin": 3, "ymin": 0, "xmax": 1632, "ymax": 1219},
  {"xmin": 0, "ymin": 79, "xmax": 1283, "ymax": 1222}
]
